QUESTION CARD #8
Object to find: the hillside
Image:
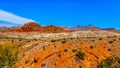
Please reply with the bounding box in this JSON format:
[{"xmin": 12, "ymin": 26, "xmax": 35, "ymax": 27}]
[
  {"xmin": 0, "ymin": 23, "xmax": 120, "ymax": 68},
  {"xmin": 0, "ymin": 34, "xmax": 120, "ymax": 68},
  {"xmin": 0, "ymin": 29, "xmax": 120, "ymax": 68}
]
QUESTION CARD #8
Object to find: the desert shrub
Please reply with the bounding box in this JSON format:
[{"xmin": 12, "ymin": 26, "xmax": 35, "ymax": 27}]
[
  {"xmin": 30, "ymin": 60, "xmax": 34, "ymax": 65},
  {"xmin": 33, "ymin": 38, "xmax": 37, "ymax": 41},
  {"xmin": 11, "ymin": 39, "xmax": 14, "ymax": 42},
  {"xmin": 27, "ymin": 39, "xmax": 31, "ymax": 42},
  {"xmin": 25, "ymin": 60, "xmax": 29, "ymax": 64},
  {"xmin": 0, "ymin": 45, "xmax": 18, "ymax": 68},
  {"xmin": 112, "ymin": 38, "xmax": 116, "ymax": 42},
  {"xmin": 70, "ymin": 37, "xmax": 74, "ymax": 40},
  {"xmin": 99, "ymin": 37, "xmax": 102, "ymax": 40},
  {"xmin": 107, "ymin": 48, "xmax": 111, "ymax": 51},
  {"xmin": 90, "ymin": 45, "xmax": 94, "ymax": 49},
  {"xmin": 41, "ymin": 63, "xmax": 46, "ymax": 67},
  {"xmin": 42, "ymin": 46, "xmax": 46, "ymax": 50},
  {"xmin": 72, "ymin": 49, "xmax": 77, "ymax": 53},
  {"xmin": 64, "ymin": 49, "xmax": 68, "ymax": 52},
  {"xmin": 119, "ymin": 38, "xmax": 120, "ymax": 40},
  {"xmin": 19, "ymin": 39, "xmax": 22, "ymax": 41},
  {"xmin": 58, "ymin": 53, "xmax": 62, "ymax": 57},
  {"xmin": 98, "ymin": 57, "xmax": 113, "ymax": 68},
  {"xmin": 61, "ymin": 39, "xmax": 67, "ymax": 44},
  {"xmin": 51, "ymin": 39, "xmax": 56, "ymax": 42},
  {"xmin": 34, "ymin": 43, "xmax": 39, "ymax": 46},
  {"xmin": 108, "ymin": 40, "xmax": 113, "ymax": 44},
  {"xmin": 76, "ymin": 51, "xmax": 85, "ymax": 60},
  {"xmin": 117, "ymin": 58, "xmax": 120, "ymax": 64}
]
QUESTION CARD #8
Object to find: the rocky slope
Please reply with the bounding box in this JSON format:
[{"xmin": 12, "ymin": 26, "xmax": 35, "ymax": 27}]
[
  {"xmin": 12, "ymin": 36, "xmax": 120, "ymax": 68},
  {"xmin": 1, "ymin": 23, "xmax": 120, "ymax": 68},
  {"xmin": 0, "ymin": 30, "xmax": 120, "ymax": 68}
]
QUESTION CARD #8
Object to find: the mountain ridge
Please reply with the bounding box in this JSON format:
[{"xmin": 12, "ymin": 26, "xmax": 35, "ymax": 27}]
[{"xmin": 0, "ymin": 22, "xmax": 119, "ymax": 33}]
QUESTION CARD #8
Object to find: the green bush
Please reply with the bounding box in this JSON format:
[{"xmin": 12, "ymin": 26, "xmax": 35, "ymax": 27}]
[
  {"xmin": 41, "ymin": 63, "xmax": 46, "ymax": 67},
  {"xmin": 90, "ymin": 45, "xmax": 94, "ymax": 49},
  {"xmin": 117, "ymin": 58, "xmax": 120, "ymax": 64},
  {"xmin": 108, "ymin": 40, "xmax": 113, "ymax": 44},
  {"xmin": 76, "ymin": 51, "xmax": 85, "ymax": 60},
  {"xmin": 64, "ymin": 49, "xmax": 68, "ymax": 52},
  {"xmin": 58, "ymin": 53, "xmax": 62, "ymax": 57},
  {"xmin": 0, "ymin": 45, "xmax": 18, "ymax": 68},
  {"xmin": 42, "ymin": 46, "xmax": 46, "ymax": 50},
  {"xmin": 51, "ymin": 39, "xmax": 56, "ymax": 42},
  {"xmin": 61, "ymin": 39, "xmax": 67, "ymax": 44},
  {"xmin": 99, "ymin": 37, "xmax": 102, "ymax": 40},
  {"xmin": 98, "ymin": 58, "xmax": 113, "ymax": 68},
  {"xmin": 72, "ymin": 49, "xmax": 77, "ymax": 53}
]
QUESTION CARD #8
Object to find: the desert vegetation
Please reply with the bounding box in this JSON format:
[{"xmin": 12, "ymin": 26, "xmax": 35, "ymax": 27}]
[{"xmin": 0, "ymin": 45, "xmax": 18, "ymax": 68}]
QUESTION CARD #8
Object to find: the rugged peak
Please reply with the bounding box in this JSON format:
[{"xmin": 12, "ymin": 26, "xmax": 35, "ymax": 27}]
[
  {"xmin": 23, "ymin": 22, "xmax": 41, "ymax": 27},
  {"xmin": 20, "ymin": 22, "xmax": 41, "ymax": 32}
]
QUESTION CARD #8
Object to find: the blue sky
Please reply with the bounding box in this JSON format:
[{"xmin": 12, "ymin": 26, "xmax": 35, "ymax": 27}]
[{"xmin": 0, "ymin": 0, "xmax": 120, "ymax": 29}]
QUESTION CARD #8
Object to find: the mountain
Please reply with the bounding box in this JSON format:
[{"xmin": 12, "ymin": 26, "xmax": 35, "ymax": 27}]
[
  {"xmin": 61, "ymin": 26, "xmax": 74, "ymax": 32},
  {"xmin": 102, "ymin": 28, "xmax": 120, "ymax": 33},
  {"xmin": 0, "ymin": 23, "xmax": 119, "ymax": 33},
  {"xmin": 17, "ymin": 22, "xmax": 42, "ymax": 32},
  {"xmin": 0, "ymin": 26, "xmax": 10, "ymax": 32},
  {"xmin": 70, "ymin": 24, "xmax": 101, "ymax": 31},
  {"xmin": 70, "ymin": 25, "xmax": 87, "ymax": 31},
  {"xmin": 43, "ymin": 25, "xmax": 65, "ymax": 33},
  {"xmin": 10, "ymin": 22, "xmax": 65, "ymax": 33},
  {"xmin": 10, "ymin": 26, "xmax": 21, "ymax": 31}
]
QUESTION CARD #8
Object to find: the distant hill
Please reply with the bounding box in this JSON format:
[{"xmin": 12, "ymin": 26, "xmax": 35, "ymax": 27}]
[
  {"xmin": 16, "ymin": 22, "xmax": 42, "ymax": 32},
  {"xmin": 10, "ymin": 22, "xmax": 65, "ymax": 33},
  {"xmin": 70, "ymin": 24, "xmax": 101, "ymax": 31},
  {"xmin": 0, "ymin": 26, "xmax": 10, "ymax": 32},
  {"xmin": 0, "ymin": 23, "xmax": 120, "ymax": 33}
]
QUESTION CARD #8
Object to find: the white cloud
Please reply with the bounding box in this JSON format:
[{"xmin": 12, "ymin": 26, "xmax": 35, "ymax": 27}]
[{"xmin": 0, "ymin": 9, "xmax": 35, "ymax": 25}]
